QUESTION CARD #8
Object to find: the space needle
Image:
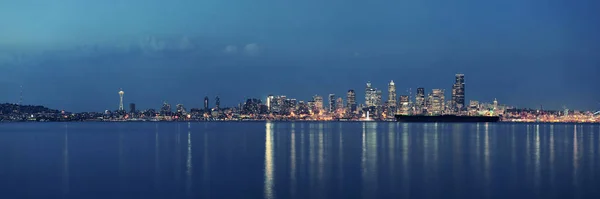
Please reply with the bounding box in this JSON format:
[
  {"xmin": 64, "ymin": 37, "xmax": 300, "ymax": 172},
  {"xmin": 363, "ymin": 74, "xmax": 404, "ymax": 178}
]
[{"xmin": 118, "ymin": 89, "xmax": 125, "ymax": 112}]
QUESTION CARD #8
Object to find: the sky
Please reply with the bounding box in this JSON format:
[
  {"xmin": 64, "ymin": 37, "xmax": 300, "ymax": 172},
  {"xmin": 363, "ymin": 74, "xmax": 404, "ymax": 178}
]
[{"xmin": 0, "ymin": 0, "xmax": 599, "ymax": 112}]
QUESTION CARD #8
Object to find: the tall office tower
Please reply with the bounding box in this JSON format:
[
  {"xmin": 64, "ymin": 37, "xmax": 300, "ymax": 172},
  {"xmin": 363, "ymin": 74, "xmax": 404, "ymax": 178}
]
[
  {"xmin": 328, "ymin": 94, "xmax": 336, "ymax": 113},
  {"xmin": 215, "ymin": 96, "xmax": 220, "ymax": 110},
  {"xmin": 452, "ymin": 74, "xmax": 465, "ymax": 111},
  {"xmin": 399, "ymin": 95, "xmax": 409, "ymax": 115},
  {"xmin": 336, "ymin": 97, "xmax": 344, "ymax": 113},
  {"xmin": 375, "ymin": 90, "xmax": 383, "ymax": 107},
  {"xmin": 118, "ymin": 89, "xmax": 125, "ymax": 112},
  {"xmin": 387, "ymin": 80, "xmax": 397, "ymax": 114},
  {"xmin": 129, "ymin": 103, "xmax": 136, "ymax": 114},
  {"xmin": 365, "ymin": 82, "xmax": 377, "ymax": 107},
  {"xmin": 346, "ymin": 89, "xmax": 357, "ymax": 113},
  {"xmin": 416, "ymin": 88, "xmax": 425, "ymax": 114},
  {"xmin": 429, "ymin": 89, "xmax": 445, "ymax": 115},
  {"xmin": 203, "ymin": 96, "xmax": 209, "ymax": 111},
  {"xmin": 313, "ymin": 95, "xmax": 324, "ymax": 112},
  {"xmin": 266, "ymin": 95, "xmax": 274, "ymax": 112},
  {"xmin": 388, "ymin": 80, "xmax": 397, "ymax": 106}
]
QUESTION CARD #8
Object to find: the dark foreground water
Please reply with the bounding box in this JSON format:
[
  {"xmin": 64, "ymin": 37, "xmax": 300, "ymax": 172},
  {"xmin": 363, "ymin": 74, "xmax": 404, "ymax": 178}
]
[{"xmin": 0, "ymin": 122, "xmax": 599, "ymax": 199}]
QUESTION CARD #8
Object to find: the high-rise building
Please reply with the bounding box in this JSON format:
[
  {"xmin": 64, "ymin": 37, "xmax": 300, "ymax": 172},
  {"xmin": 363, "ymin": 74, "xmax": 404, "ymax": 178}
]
[
  {"xmin": 129, "ymin": 103, "xmax": 136, "ymax": 114},
  {"xmin": 429, "ymin": 89, "xmax": 445, "ymax": 115},
  {"xmin": 118, "ymin": 89, "xmax": 125, "ymax": 112},
  {"xmin": 388, "ymin": 80, "xmax": 397, "ymax": 114},
  {"xmin": 203, "ymin": 96, "xmax": 209, "ymax": 111},
  {"xmin": 328, "ymin": 94, "xmax": 336, "ymax": 113},
  {"xmin": 415, "ymin": 88, "xmax": 425, "ymax": 114},
  {"xmin": 375, "ymin": 90, "xmax": 382, "ymax": 107},
  {"xmin": 388, "ymin": 80, "xmax": 396, "ymax": 106},
  {"xmin": 399, "ymin": 95, "xmax": 409, "ymax": 115},
  {"xmin": 313, "ymin": 95, "xmax": 323, "ymax": 112},
  {"xmin": 266, "ymin": 95, "xmax": 274, "ymax": 112},
  {"xmin": 336, "ymin": 97, "xmax": 344, "ymax": 113},
  {"xmin": 346, "ymin": 89, "xmax": 357, "ymax": 113},
  {"xmin": 215, "ymin": 96, "xmax": 220, "ymax": 110},
  {"xmin": 365, "ymin": 82, "xmax": 377, "ymax": 107},
  {"xmin": 452, "ymin": 74, "xmax": 465, "ymax": 111}
]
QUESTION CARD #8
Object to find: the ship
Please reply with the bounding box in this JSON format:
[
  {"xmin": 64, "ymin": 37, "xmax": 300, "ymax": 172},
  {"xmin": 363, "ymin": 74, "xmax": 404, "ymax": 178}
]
[{"xmin": 395, "ymin": 114, "xmax": 500, "ymax": 123}]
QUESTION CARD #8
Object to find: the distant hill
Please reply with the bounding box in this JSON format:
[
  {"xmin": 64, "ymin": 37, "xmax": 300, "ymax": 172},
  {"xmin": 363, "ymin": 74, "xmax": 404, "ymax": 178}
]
[{"xmin": 0, "ymin": 103, "xmax": 60, "ymax": 115}]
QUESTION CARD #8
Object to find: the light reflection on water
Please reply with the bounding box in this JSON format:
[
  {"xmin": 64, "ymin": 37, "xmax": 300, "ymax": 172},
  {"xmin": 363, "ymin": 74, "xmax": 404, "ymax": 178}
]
[{"xmin": 0, "ymin": 122, "xmax": 599, "ymax": 199}]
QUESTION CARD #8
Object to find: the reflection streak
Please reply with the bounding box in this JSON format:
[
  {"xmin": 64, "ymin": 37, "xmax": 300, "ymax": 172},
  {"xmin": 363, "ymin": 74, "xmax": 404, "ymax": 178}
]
[
  {"xmin": 573, "ymin": 125, "xmax": 579, "ymax": 189},
  {"xmin": 290, "ymin": 123, "xmax": 296, "ymax": 197},
  {"xmin": 264, "ymin": 122, "xmax": 275, "ymax": 199},
  {"xmin": 402, "ymin": 124, "xmax": 410, "ymax": 198},
  {"xmin": 186, "ymin": 123, "xmax": 193, "ymax": 197},
  {"xmin": 549, "ymin": 125, "xmax": 555, "ymax": 188},
  {"xmin": 534, "ymin": 124, "xmax": 540, "ymax": 196}
]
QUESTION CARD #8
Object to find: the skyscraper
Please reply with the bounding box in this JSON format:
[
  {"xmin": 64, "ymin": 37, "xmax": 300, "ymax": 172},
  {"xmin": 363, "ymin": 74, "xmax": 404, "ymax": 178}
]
[
  {"xmin": 118, "ymin": 89, "xmax": 125, "ymax": 112},
  {"xmin": 328, "ymin": 94, "xmax": 336, "ymax": 113},
  {"xmin": 215, "ymin": 96, "xmax": 220, "ymax": 110},
  {"xmin": 313, "ymin": 95, "xmax": 323, "ymax": 112},
  {"xmin": 336, "ymin": 97, "xmax": 344, "ymax": 113},
  {"xmin": 399, "ymin": 95, "xmax": 409, "ymax": 115},
  {"xmin": 452, "ymin": 74, "xmax": 465, "ymax": 111},
  {"xmin": 346, "ymin": 89, "xmax": 357, "ymax": 113},
  {"xmin": 388, "ymin": 80, "xmax": 397, "ymax": 113},
  {"xmin": 416, "ymin": 88, "xmax": 425, "ymax": 114},
  {"xmin": 429, "ymin": 89, "xmax": 445, "ymax": 115},
  {"xmin": 375, "ymin": 90, "xmax": 382, "ymax": 108},
  {"xmin": 266, "ymin": 95, "xmax": 274, "ymax": 112},
  {"xmin": 204, "ymin": 96, "xmax": 209, "ymax": 111},
  {"xmin": 365, "ymin": 82, "xmax": 376, "ymax": 107}
]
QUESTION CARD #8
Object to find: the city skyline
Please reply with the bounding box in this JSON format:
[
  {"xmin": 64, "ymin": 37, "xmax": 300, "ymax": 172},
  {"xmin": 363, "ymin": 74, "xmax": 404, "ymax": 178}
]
[
  {"xmin": 97, "ymin": 73, "xmax": 595, "ymax": 114},
  {"xmin": 1, "ymin": 1, "xmax": 599, "ymax": 111},
  {"xmin": 2, "ymin": 74, "xmax": 599, "ymax": 113}
]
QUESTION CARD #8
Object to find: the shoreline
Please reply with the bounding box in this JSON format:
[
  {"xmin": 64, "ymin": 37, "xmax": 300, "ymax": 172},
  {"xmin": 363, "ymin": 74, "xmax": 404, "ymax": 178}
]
[{"xmin": 1, "ymin": 120, "xmax": 599, "ymax": 124}]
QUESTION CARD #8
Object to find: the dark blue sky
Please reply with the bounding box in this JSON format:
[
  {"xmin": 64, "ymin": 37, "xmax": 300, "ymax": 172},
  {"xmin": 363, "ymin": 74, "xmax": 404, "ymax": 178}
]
[{"xmin": 1, "ymin": 0, "xmax": 599, "ymax": 112}]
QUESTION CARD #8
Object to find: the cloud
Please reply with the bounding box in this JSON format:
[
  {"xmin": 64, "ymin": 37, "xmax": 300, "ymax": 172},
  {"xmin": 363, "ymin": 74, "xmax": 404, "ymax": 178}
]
[
  {"xmin": 243, "ymin": 43, "xmax": 260, "ymax": 56},
  {"xmin": 223, "ymin": 45, "xmax": 238, "ymax": 54}
]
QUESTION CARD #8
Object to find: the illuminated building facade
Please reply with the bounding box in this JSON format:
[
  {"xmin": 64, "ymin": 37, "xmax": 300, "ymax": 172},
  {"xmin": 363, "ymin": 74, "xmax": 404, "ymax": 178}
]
[
  {"xmin": 388, "ymin": 80, "xmax": 397, "ymax": 114},
  {"xmin": 328, "ymin": 94, "xmax": 336, "ymax": 113},
  {"xmin": 313, "ymin": 95, "xmax": 323, "ymax": 113},
  {"xmin": 428, "ymin": 89, "xmax": 445, "ymax": 115},
  {"xmin": 399, "ymin": 95, "xmax": 409, "ymax": 115},
  {"xmin": 416, "ymin": 87, "xmax": 425, "ymax": 114},
  {"xmin": 452, "ymin": 74, "xmax": 465, "ymax": 111},
  {"xmin": 346, "ymin": 89, "xmax": 357, "ymax": 113},
  {"xmin": 203, "ymin": 96, "xmax": 209, "ymax": 111}
]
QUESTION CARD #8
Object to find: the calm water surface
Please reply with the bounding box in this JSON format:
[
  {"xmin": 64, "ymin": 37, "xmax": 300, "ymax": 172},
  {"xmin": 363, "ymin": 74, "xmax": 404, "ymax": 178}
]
[{"xmin": 0, "ymin": 122, "xmax": 599, "ymax": 199}]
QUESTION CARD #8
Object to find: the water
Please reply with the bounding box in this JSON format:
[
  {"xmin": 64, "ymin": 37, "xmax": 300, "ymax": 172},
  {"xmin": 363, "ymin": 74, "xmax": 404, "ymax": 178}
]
[{"xmin": 0, "ymin": 122, "xmax": 599, "ymax": 199}]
